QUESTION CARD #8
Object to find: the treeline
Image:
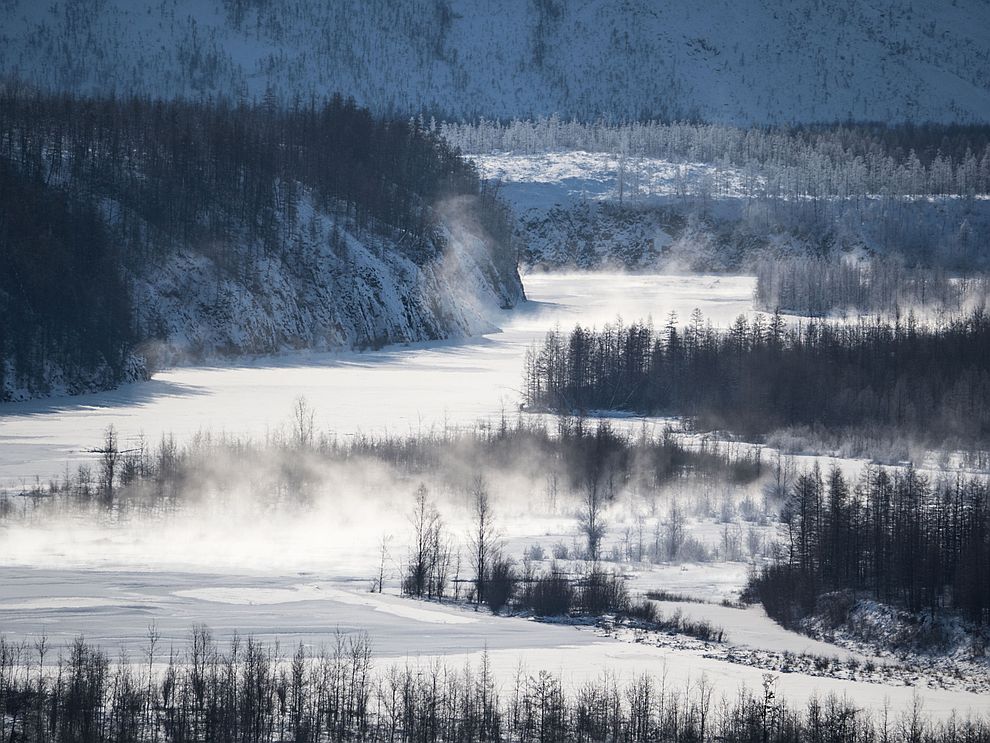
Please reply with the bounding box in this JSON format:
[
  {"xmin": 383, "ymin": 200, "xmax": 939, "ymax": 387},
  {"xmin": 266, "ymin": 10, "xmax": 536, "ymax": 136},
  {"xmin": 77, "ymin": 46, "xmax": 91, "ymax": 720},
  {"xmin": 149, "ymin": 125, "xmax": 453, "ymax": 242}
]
[
  {"xmin": 444, "ymin": 117, "xmax": 990, "ymax": 197},
  {"xmin": 0, "ymin": 89, "xmax": 516, "ymax": 398},
  {"xmin": 1, "ymin": 89, "xmax": 496, "ymax": 267},
  {"xmin": 749, "ymin": 465, "xmax": 990, "ymax": 627},
  {"xmin": 755, "ymin": 256, "xmax": 990, "ymax": 317},
  {"xmin": 1, "ymin": 630, "xmax": 986, "ymax": 743},
  {"xmin": 523, "ymin": 311, "xmax": 990, "ymax": 446}
]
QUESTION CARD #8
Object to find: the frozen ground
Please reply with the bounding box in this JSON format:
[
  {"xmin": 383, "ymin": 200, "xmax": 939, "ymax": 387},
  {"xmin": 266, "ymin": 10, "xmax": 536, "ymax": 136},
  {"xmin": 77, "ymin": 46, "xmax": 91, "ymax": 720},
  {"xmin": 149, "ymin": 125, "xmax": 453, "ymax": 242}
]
[{"xmin": 2, "ymin": 273, "xmax": 989, "ymax": 720}]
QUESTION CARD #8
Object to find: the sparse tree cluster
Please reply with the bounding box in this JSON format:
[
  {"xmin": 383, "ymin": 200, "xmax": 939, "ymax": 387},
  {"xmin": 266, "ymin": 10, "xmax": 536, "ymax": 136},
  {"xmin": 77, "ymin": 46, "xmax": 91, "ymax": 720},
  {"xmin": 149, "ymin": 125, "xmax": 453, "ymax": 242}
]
[{"xmin": 403, "ymin": 485, "xmax": 452, "ymax": 599}]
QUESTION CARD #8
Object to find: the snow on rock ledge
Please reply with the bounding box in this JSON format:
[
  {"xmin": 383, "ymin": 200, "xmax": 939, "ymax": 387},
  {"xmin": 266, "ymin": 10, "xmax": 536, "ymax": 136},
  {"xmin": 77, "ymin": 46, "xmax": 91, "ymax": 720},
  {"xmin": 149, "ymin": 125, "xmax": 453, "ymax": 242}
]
[{"xmin": 132, "ymin": 203, "xmax": 524, "ymax": 370}]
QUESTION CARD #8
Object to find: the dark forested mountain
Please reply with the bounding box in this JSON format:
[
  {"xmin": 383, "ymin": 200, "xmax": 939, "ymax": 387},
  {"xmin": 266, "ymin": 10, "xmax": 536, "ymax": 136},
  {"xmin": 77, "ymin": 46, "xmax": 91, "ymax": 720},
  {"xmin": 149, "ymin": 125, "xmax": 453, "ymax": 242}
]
[
  {"xmin": 0, "ymin": 91, "xmax": 523, "ymax": 400},
  {"xmin": 0, "ymin": 159, "xmax": 135, "ymax": 398},
  {"xmin": 0, "ymin": 0, "xmax": 989, "ymax": 125},
  {"xmin": 524, "ymin": 311, "xmax": 990, "ymax": 447}
]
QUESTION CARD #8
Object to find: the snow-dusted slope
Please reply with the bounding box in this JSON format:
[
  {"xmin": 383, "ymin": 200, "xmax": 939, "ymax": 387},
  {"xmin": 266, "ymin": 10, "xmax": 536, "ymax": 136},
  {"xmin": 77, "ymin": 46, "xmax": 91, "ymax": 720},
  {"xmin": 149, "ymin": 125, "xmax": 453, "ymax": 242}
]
[
  {"xmin": 2, "ymin": 0, "xmax": 988, "ymax": 124},
  {"xmin": 1, "ymin": 192, "xmax": 524, "ymax": 402},
  {"xmin": 131, "ymin": 198, "xmax": 523, "ymax": 370}
]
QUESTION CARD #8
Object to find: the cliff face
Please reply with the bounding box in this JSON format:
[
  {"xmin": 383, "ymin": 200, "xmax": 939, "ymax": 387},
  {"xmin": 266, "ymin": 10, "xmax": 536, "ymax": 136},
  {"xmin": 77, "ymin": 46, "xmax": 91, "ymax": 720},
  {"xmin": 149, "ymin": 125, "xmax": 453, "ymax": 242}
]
[{"xmin": 130, "ymin": 194, "xmax": 525, "ymax": 370}]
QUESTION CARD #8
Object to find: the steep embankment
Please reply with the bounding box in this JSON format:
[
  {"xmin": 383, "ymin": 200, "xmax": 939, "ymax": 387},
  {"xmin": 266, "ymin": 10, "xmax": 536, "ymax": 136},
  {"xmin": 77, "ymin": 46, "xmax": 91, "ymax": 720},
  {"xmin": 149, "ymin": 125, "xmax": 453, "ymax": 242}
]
[
  {"xmin": 467, "ymin": 146, "xmax": 990, "ymax": 273},
  {"xmin": 0, "ymin": 95, "xmax": 523, "ymax": 401},
  {"xmin": 1, "ymin": 0, "xmax": 989, "ymax": 125},
  {"xmin": 130, "ymin": 194, "xmax": 523, "ymax": 371}
]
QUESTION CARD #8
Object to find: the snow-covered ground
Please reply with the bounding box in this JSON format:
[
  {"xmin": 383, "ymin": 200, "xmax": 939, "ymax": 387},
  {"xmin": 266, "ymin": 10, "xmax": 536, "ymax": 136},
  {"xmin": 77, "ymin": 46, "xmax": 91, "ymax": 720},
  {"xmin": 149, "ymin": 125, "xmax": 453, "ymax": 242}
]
[
  {"xmin": 2, "ymin": 273, "xmax": 989, "ymax": 720},
  {"xmin": 2, "ymin": 568, "xmax": 987, "ymax": 719}
]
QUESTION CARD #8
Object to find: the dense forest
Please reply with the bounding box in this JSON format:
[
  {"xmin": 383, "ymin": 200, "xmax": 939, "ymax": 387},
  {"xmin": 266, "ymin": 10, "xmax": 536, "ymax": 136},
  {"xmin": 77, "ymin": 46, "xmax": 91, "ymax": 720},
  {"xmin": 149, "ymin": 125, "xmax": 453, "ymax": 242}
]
[
  {"xmin": 754, "ymin": 256, "xmax": 990, "ymax": 317},
  {"xmin": 0, "ymin": 90, "xmax": 518, "ymax": 399},
  {"xmin": 0, "ymin": 157, "xmax": 135, "ymax": 397},
  {"xmin": 0, "ymin": 91, "xmax": 504, "ymax": 267},
  {"xmin": 523, "ymin": 311, "xmax": 990, "ymax": 446},
  {"xmin": 4, "ymin": 0, "xmax": 989, "ymax": 125},
  {"xmin": 749, "ymin": 465, "xmax": 990, "ymax": 627},
  {"xmin": 2, "ymin": 631, "xmax": 983, "ymax": 743}
]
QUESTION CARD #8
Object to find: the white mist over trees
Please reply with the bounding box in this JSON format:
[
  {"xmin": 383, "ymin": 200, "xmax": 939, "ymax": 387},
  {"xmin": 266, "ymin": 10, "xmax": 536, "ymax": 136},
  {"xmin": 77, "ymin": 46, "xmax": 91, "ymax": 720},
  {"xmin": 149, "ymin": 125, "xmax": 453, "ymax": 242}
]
[{"xmin": 754, "ymin": 257, "xmax": 990, "ymax": 317}]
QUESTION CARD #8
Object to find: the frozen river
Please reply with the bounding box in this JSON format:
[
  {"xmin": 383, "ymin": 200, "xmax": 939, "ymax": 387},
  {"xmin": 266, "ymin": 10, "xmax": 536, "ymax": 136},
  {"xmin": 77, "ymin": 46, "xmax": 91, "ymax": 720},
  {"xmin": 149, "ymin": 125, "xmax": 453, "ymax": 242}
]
[
  {"xmin": 0, "ymin": 273, "xmax": 755, "ymax": 487},
  {"xmin": 2, "ymin": 272, "xmax": 988, "ymax": 720}
]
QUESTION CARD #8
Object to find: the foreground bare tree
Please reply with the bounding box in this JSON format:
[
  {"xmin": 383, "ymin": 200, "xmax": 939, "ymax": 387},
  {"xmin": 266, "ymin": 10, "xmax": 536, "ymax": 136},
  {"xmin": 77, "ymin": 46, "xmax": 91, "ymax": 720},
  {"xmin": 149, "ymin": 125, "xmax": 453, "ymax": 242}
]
[
  {"xmin": 404, "ymin": 485, "xmax": 450, "ymax": 598},
  {"xmin": 468, "ymin": 476, "xmax": 498, "ymax": 606},
  {"xmin": 578, "ymin": 481, "xmax": 607, "ymax": 561}
]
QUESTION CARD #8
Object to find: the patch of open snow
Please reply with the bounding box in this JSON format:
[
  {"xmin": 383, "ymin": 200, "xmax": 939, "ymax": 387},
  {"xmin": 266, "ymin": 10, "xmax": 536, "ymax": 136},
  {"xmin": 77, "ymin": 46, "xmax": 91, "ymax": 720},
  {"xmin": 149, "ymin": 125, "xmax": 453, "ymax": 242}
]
[
  {"xmin": 174, "ymin": 584, "xmax": 477, "ymax": 624},
  {"xmin": 2, "ymin": 597, "xmax": 125, "ymax": 611}
]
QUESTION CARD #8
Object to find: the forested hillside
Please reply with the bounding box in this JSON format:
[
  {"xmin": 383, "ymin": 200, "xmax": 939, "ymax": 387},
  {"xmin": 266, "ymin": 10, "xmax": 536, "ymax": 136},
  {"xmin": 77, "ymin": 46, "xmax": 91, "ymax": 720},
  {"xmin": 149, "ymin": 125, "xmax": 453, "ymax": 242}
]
[
  {"xmin": 457, "ymin": 120, "xmax": 990, "ymax": 272},
  {"xmin": 0, "ymin": 92, "xmax": 523, "ymax": 400},
  {"xmin": 1, "ymin": 0, "xmax": 989, "ymax": 125}
]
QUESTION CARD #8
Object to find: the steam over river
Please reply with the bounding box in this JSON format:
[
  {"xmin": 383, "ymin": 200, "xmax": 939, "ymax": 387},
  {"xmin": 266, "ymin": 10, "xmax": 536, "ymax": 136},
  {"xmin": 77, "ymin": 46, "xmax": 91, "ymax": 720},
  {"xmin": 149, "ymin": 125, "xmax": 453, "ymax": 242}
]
[
  {"xmin": 3, "ymin": 273, "xmax": 990, "ymax": 719},
  {"xmin": 0, "ymin": 273, "xmax": 755, "ymax": 487}
]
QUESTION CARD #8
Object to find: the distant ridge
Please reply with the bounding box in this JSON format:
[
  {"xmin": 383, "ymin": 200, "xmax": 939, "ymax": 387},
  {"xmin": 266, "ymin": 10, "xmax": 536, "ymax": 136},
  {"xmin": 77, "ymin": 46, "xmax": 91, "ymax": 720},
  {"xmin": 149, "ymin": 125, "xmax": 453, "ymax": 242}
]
[{"xmin": 1, "ymin": 0, "xmax": 989, "ymax": 124}]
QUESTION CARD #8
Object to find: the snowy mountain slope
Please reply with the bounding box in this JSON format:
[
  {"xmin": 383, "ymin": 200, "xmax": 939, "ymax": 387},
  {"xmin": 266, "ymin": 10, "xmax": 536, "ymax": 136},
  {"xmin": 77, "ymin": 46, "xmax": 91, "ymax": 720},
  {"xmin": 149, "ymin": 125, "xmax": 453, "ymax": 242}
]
[
  {"xmin": 2, "ymin": 0, "xmax": 989, "ymax": 124},
  {"xmin": 0, "ymin": 91, "xmax": 524, "ymax": 403}
]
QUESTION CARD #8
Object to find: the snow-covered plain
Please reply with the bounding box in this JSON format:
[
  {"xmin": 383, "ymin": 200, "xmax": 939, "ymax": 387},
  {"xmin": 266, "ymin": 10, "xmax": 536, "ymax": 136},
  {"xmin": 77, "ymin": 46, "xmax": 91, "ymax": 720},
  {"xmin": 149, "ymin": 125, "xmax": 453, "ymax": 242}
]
[
  {"xmin": 2, "ymin": 569, "xmax": 988, "ymax": 719},
  {"xmin": 2, "ymin": 273, "xmax": 990, "ymax": 720}
]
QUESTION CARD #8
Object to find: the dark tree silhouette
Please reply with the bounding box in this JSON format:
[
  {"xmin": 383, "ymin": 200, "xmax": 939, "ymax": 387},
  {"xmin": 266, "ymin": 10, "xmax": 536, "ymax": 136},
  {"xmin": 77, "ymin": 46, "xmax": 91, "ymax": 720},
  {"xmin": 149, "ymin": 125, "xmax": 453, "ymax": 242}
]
[{"xmin": 524, "ymin": 311, "xmax": 990, "ymax": 447}]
